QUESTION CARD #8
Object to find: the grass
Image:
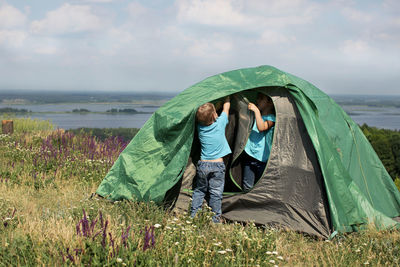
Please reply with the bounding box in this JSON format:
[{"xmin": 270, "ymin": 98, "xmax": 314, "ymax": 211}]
[{"xmin": 0, "ymin": 118, "xmax": 399, "ymax": 266}]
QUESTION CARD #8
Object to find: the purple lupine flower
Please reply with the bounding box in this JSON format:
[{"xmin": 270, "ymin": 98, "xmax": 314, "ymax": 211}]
[
  {"xmin": 81, "ymin": 209, "xmax": 89, "ymax": 237},
  {"xmin": 66, "ymin": 248, "xmax": 74, "ymax": 263},
  {"xmin": 143, "ymin": 226, "xmax": 155, "ymax": 251},
  {"xmin": 73, "ymin": 248, "xmax": 82, "ymax": 256},
  {"xmin": 121, "ymin": 225, "xmax": 131, "ymax": 248},
  {"xmin": 101, "ymin": 220, "xmax": 108, "ymax": 248},
  {"xmin": 109, "ymin": 232, "xmax": 116, "ymax": 257},
  {"xmin": 76, "ymin": 222, "xmax": 81, "ymax": 236}
]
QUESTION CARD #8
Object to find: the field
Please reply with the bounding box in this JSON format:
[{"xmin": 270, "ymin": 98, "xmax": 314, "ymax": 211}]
[{"xmin": 1, "ymin": 118, "xmax": 400, "ymax": 266}]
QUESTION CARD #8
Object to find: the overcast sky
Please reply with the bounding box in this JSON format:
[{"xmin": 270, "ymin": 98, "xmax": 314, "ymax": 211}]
[{"xmin": 0, "ymin": 0, "xmax": 399, "ymax": 95}]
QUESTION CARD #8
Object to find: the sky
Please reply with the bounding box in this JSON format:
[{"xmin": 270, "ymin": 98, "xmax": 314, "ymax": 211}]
[{"xmin": 0, "ymin": 0, "xmax": 399, "ymax": 95}]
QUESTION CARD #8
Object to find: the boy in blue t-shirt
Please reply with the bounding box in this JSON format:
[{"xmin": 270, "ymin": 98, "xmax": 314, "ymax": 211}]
[
  {"xmin": 190, "ymin": 97, "xmax": 231, "ymax": 223},
  {"xmin": 242, "ymin": 93, "xmax": 275, "ymax": 191}
]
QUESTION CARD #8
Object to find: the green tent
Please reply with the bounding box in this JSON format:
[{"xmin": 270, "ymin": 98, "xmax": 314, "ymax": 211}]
[{"xmin": 96, "ymin": 65, "xmax": 400, "ymax": 238}]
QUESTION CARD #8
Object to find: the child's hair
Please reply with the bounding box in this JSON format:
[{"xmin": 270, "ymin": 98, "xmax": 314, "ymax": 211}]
[
  {"xmin": 196, "ymin": 103, "xmax": 216, "ymax": 126},
  {"xmin": 258, "ymin": 93, "xmax": 276, "ymax": 114}
]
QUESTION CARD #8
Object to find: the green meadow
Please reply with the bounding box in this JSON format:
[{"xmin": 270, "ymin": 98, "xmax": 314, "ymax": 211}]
[{"xmin": 1, "ymin": 118, "xmax": 399, "ymax": 266}]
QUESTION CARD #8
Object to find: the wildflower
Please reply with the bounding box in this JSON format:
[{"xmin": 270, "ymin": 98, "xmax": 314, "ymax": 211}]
[
  {"xmin": 117, "ymin": 258, "xmax": 123, "ymax": 263},
  {"xmin": 213, "ymin": 242, "xmax": 222, "ymax": 246},
  {"xmin": 165, "ymin": 226, "xmax": 172, "ymax": 230},
  {"xmin": 269, "ymin": 260, "xmax": 275, "ymax": 264},
  {"xmin": 174, "ymin": 242, "xmax": 179, "ymax": 245},
  {"xmin": 355, "ymin": 249, "xmax": 361, "ymax": 253},
  {"xmin": 154, "ymin": 223, "xmax": 161, "ymax": 228},
  {"xmin": 364, "ymin": 261, "xmax": 369, "ymax": 265},
  {"xmin": 218, "ymin": 250, "xmax": 227, "ymax": 254},
  {"xmin": 272, "ymin": 251, "xmax": 278, "ymax": 255},
  {"xmin": 226, "ymin": 248, "xmax": 233, "ymax": 252},
  {"xmin": 186, "ymin": 220, "xmax": 192, "ymax": 224},
  {"xmin": 266, "ymin": 251, "xmax": 272, "ymax": 255},
  {"xmin": 277, "ymin": 256, "xmax": 284, "ymax": 260}
]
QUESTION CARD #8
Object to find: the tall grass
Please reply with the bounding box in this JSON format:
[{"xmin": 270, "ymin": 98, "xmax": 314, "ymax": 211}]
[
  {"xmin": 1, "ymin": 116, "xmax": 54, "ymax": 133},
  {"xmin": 1, "ymin": 118, "xmax": 399, "ymax": 266}
]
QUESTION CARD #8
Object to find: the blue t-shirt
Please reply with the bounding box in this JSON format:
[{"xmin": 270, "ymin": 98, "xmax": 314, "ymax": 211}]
[
  {"xmin": 244, "ymin": 114, "xmax": 276, "ymax": 162},
  {"xmin": 198, "ymin": 112, "xmax": 232, "ymax": 160}
]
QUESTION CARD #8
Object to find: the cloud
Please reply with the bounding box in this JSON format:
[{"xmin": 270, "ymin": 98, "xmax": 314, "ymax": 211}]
[
  {"xmin": 176, "ymin": 0, "xmax": 320, "ymax": 28},
  {"xmin": 127, "ymin": 2, "xmax": 149, "ymax": 17},
  {"xmin": 0, "ymin": 3, "xmax": 27, "ymax": 29},
  {"xmin": 80, "ymin": 0, "xmax": 114, "ymax": 2},
  {"xmin": 341, "ymin": 7, "xmax": 373, "ymax": 23},
  {"xmin": 30, "ymin": 3, "xmax": 103, "ymax": 35},
  {"xmin": 185, "ymin": 35, "xmax": 233, "ymax": 58},
  {"xmin": 0, "ymin": 30, "xmax": 27, "ymax": 47},
  {"xmin": 176, "ymin": 0, "xmax": 246, "ymax": 26},
  {"xmin": 257, "ymin": 30, "xmax": 295, "ymax": 45},
  {"xmin": 340, "ymin": 40, "xmax": 374, "ymax": 61}
]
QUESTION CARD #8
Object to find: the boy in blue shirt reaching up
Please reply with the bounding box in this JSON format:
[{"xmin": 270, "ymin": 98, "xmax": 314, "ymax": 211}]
[
  {"xmin": 242, "ymin": 93, "xmax": 275, "ymax": 191},
  {"xmin": 190, "ymin": 97, "xmax": 231, "ymax": 223}
]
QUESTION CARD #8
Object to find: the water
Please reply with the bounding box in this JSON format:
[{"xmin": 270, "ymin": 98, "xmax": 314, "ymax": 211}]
[
  {"xmin": 0, "ymin": 103, "xmax": 158, "ymax": 129},
  {"xmin": 1, "ymin": 102, "xmax": 399, "ymax": 131},
  {"xmin": 342, "ymin": 106, "xmax": 400, "ymax": 131}
]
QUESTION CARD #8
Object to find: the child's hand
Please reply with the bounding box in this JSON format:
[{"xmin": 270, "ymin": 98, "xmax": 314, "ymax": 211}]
[
  {"xmin": 248, "ymin": 103, "xmax": 259, "ymax": 113},
  {"xmin": 215, "ymin": 101, "xmax": 222, "ymax": 110}
]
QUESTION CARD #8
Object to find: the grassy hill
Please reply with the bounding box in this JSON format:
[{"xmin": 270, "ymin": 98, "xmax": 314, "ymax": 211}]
[{"xmin": 0, "ymin": 118, "xmax": 399, "ymax": 266}]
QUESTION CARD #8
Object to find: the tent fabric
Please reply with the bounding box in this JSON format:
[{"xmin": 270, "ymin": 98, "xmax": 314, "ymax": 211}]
[
  {"xmin": 96, "ymin": 65, "xmax": 400, "ymax": 236},
  {"xmin": 175, "ymin": 89, "xmax": 332, "ymax": 237}
]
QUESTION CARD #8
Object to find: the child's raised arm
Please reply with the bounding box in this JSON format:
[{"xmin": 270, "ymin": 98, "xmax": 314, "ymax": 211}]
[
  {"xmin": 248, "ymin": 103, "xmax": 275, "ymax": 132},
  {"xmin": 222, "ymin": 96, "xmax": 230, "ymax": 115}
]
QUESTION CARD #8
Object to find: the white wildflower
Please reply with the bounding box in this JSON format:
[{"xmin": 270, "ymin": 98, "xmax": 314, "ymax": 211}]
[
  {"xmin": 174, "ymin": 242, "xmax": 179, "ymax": 245},
  {"xmin": 266, "ymin": 251, "xmax": 272, "ymax": 255},
  {"xmin": 154, "ymin": 223, "xmax": 161, "ymax": 228},
  {"xmin": 226, "ymin": 248, "xmax": 233, "ymax": 252},
  {"xmin": 364, "ymin": 261, "xmax": 369, "ymax": 265},
  {"xmin": 217, "ymin": 250, "xmax": 227, "ymax": 254},
  {"xmin": 277, "ymin": 256, "xmax": 284, "ymax": 260},
  {"xmin": 272, "ymin": 251, "xmax": 278, "ymax": 255},
  {"xmin": 116, "ymin": 258, "xmax": 123, "ymax": 263},
  {"xmin": 269, "ymin": 260, "xmax": 275, "ymax": 264}
]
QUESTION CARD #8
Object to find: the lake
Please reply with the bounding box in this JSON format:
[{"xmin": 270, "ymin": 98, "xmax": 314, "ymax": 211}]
[
  {"xmin": 0, "ymin": 103, "xmax": 158, "ymax": 129},
  {"xmin": 0, "ymin": 102, "xmax": 399, "ymax": 131}
]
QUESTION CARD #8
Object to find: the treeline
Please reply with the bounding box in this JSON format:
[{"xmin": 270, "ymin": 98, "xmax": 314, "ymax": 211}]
[
  {"xmin": 106, "ymin": 108, "xmax": 140, "ymax": 113},
  {"xmin": 0, "ymin": 107, "xmax": 30, "ymax": 113},
  {"xmin": 360, "ymin": 124, "xmax": 400, "ymax": 180}
]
